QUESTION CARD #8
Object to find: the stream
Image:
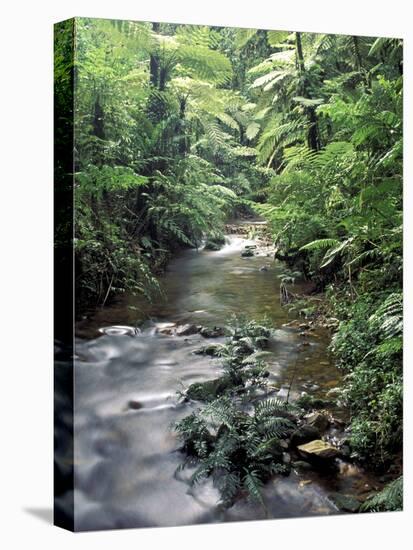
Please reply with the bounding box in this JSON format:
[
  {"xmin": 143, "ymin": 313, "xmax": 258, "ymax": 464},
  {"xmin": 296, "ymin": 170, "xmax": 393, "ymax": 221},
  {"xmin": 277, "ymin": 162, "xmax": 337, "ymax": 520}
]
[{"xmin": 69, "ymin": 223, "xmax": 379, "ymax": 531}]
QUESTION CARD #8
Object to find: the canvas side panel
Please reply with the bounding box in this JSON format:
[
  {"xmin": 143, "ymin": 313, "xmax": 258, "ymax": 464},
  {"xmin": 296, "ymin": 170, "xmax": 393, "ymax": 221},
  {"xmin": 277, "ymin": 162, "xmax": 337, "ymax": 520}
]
[{"xmin": 54, "ymin": 18, "xmax": 75, "ymax": 532}]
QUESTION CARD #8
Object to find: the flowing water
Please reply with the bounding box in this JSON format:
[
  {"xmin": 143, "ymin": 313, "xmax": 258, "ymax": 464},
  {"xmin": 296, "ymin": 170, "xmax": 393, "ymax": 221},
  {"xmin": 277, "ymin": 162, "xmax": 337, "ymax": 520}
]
[{"xmin": 69, "ymin": 227, "xmax": 379, "ymax": 531}]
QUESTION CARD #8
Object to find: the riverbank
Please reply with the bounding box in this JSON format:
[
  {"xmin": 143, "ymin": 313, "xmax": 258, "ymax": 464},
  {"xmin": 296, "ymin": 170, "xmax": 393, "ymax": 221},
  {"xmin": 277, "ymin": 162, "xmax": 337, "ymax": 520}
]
[{"xmin": 68, "ymin": 225, "xmax": 394, "ymax": 530}]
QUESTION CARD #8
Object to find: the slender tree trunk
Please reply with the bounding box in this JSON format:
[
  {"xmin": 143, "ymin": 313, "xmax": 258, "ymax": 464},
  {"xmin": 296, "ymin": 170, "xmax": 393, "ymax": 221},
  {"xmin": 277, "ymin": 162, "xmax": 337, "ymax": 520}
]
[
  {"xmin": 295, "ymin": 32, "xmax": 305, "ymax": 74},
  {"xmin": 178, "ymin": 96, "xmax": 188, "ymax": 155},
  {"xmin": 295, "ymin": 32, "xmax": 320, "ymax": 151},
  {"xmin": 92, "ymin": 95, "xmax": 106, "ymax": 170},
  {"xmin": 307, "ymin": 106, "xmax": 320, "ymax": 151},
  {"xmin": 352, "ymin": 36, "xmax": 362, "ymax": 70},
  {"xmin": 159, "ymin": 66, "xmax": 167, "ymax": 91},
  {"xmin": 352, "ymin": 36, "xmax": 372, "ymax": 89},
  {"xmin": 149, "ymin": 22, "xmax": 160, "ymax": 88},
  {"xmin": 92, "ymin": 96, "xmax": 105, "ymax": 140}
]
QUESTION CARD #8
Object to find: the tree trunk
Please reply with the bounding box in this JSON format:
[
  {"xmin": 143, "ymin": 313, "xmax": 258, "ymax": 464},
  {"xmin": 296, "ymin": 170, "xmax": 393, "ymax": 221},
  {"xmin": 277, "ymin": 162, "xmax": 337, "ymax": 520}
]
[
  {"xmin": 159, "ymin": 66, "xmax": 167, "ymax": 91},
  {"xmin": 295, "ymin": 32, "xmax": 305, "ymax": 74},
  {"xmin": 177, "ymin": 96, "xmax": 188, "ymax": 155},
  {"xmin": 352, "ymin": 36, "xmax": 362, "ymax": 70},
  {"xmin": 149, "ymin": 22, "xmax": 160, "ymax": 88},
  {"xmin": 295, "ymin": 32, "xmax": 320, "ymax": 151},
  {"xmin": 92, "ymin": 97, "xmax": 105, "ymax": 140}
]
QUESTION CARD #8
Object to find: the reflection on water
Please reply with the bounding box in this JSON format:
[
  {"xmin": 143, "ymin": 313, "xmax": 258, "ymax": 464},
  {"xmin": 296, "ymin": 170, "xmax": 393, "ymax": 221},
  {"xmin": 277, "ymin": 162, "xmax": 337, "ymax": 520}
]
[{"xmin": 73, "ymin": 232, "xmax": 373, "ymax": 531}]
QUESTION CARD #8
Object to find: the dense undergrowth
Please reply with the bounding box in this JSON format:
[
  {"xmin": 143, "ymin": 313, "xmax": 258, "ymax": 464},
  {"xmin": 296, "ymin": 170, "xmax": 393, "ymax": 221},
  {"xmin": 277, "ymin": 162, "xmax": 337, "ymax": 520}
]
[
  {"xmin": 238, "ymin": 30, "xmax": 403, "ymax": 504},
  {"xmin": 55, "ymin": 20, "xmax": 403, "ymax": 509}
]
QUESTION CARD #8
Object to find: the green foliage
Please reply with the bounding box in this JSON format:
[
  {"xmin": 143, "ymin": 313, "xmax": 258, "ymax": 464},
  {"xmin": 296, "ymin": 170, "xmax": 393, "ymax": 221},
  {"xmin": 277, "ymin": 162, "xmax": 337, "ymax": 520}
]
[
  {"xmin": 60, "ymin": 19, "xmax": 403, "ymax": 480},
  {"xmin": 360, "ymin": 476, "xmax": 403, "ymax": 512},
  {"xmin": 185, "ymin": 316, "xmax": 273, "ymax": 402},
  {"xmin": 330, "ymin": 293, "xmax": 402, "ymax": 465},
  {"xmin": 300, "ymin": 238, "xmax": 340, "ymax": 252},
  {"xmin": 70, "ymin": 18, "xmax": 250, "ymax": 310},
  {"xmin": 243, "ymin": 30, "xmax": 403, "ymax": 471},
  {"xmin": 76, "ymin": 165, "xmax": 148, "ymax": 195},
  {"xmin": 369, "ymin": 292, "xmax": 402, "ymax": 340},
  {"xmin": 174, "ymin": 396, "xmax": 294, "ymax": 506},
  {"xmin": 175, "ymin": 316, "xmax": 296, "ymax": 506}
]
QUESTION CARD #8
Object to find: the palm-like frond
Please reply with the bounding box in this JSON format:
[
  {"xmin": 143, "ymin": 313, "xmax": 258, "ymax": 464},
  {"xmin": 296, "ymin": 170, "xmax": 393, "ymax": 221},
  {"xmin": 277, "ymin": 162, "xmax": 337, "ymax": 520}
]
[
  {"xmin": 369, "ymin": 293, "xmax": 403, "ymax": 339},
  {"xmin": 300, "ymin": 238, "xmax": 340, "ymax": 252}
]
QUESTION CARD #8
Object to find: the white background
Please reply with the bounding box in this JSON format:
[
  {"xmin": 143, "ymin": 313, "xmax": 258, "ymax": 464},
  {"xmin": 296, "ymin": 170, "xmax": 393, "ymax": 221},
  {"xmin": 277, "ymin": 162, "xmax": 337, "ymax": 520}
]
[{"xmin": 0, "ymin": 0, "xmax": 411, "ymax": 547}]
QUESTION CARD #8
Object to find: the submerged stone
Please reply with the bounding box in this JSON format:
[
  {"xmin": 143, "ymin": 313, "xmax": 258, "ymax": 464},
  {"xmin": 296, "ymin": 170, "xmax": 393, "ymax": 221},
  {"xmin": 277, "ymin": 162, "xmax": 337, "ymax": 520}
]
[
  {"xmin": 292, "ymin": 460, "xmax": 313, "ymax": 472},
  {"xmin": 305, "ymin": 411, "xmax": 330, "ymax": 432},
  {"xmin": 176, "ymin": 324, "xmax": 199, "ymax": 336},
  {"xmin": 295, "ymin": 394, "xmax": 334, "ymax": 411},
  {"xmin": 193, "ymin": 343, "xmax": 223, "ymax": 356},
  {"xmin": 329, "ymin": 493, "xmax": 360, "ymax": 513},
  {"xmin": 186, "ymin": 376, "xmax": 232, "ymax": 401},
  {"xmin": 127, "ymin": 400, "xmax": 143, "ymax": 410},
  {"xmin": 200, "ymin": 326, "xmax": 225, "ymax": 338}
]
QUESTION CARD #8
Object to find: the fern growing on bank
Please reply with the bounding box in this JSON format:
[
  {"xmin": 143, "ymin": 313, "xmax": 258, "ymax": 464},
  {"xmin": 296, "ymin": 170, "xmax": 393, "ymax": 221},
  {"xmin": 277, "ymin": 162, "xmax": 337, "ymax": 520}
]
[{"xmin": 360, "ymin": 476, "xmax": 403, "ymax": 512}]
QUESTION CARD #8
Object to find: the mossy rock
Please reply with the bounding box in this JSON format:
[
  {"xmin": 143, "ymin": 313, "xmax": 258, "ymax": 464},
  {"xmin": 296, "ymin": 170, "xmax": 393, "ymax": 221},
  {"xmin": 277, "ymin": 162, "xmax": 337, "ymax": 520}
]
[
  {"xmin": 297, "ymin": 439, "xmax": 340, "ymax": 460},
  {"xmin": 204, "ymin": 235, "xmax": 226, "ymax": 251},
  {"xmin": 305, "ymin": 411, "xmax": 330, "ymax": 432},
  {"xmin": 241, "ymin": 249, "xmax": 254, "ymax": 257},
  {"xmin": 204, "ymin": 241, "xmax": 222, "ymax": 251},
  {"xmin": 200, "ymin": 326, "xmax": 225, "ymax": 338},
  {"xmin": 193, "ymin": 343, "xmax": 223, "ymax": 356},
  {"xmin": 186, "ymin": 376, "xmax": 233, "ymax": 401},
  {"xmin": 292, "ymin": 460, "xmax": 313, "ymax": 472},
  {"xmin": 175, "ymin": 323, "xmax": 199, "ymax": 336},
  {"xmin": 295, "ymin": 394, "xmax": 335, "ymax": 411},
  {"xmin": 329, "ymin": 493, "xmax": 360, "ymax": 513}
]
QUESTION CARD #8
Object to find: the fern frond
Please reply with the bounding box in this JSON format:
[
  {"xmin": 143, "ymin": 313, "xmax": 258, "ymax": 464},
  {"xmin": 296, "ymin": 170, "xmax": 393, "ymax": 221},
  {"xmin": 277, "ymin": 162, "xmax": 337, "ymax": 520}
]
[
  {"xmin": 266, "ymin": 30, "xmax": 291, "ymax": 47},
  {"xmin": 320, "ymin": 238, "xmax": 354, "ymax": 268},
  {"xmin": 250, "ymin": 70, "xmax": 290, "ymax": 91},
  {"xmin": 360, "ymin": 476, "xmax": 403, "ymax": 512},
  {"xmin": 369, "ymin": 293, "xmax": 403, "ymax": 339},
  {"xmin": 300, "ymin": 238, "xmax": 340, "ymax": 252},
  {"xmin": 234, "ymin": 28, "xmax": 258, "ymax": 49},
  {"xmin": 246, "ymin": 122, "xmax": 261, "ymax": 141},
  {"xmin": 216, "ymin": 112, "xmax": 240, "ymax": 132},
  {"xmin": 243, "ymin": 469, "xmax": 264, "ymax": 503}
]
